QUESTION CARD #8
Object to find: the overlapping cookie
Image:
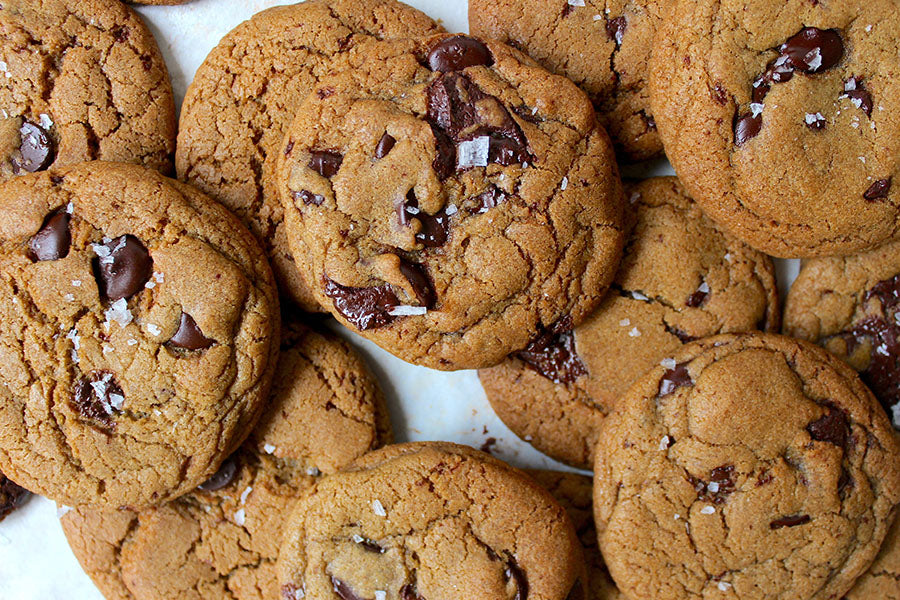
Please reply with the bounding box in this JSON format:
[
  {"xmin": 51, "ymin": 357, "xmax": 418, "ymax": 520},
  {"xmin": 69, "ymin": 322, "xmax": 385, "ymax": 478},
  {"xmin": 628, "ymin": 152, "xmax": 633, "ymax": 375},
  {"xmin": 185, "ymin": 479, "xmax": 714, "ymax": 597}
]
[
  {"xmin": 0, "ymin": 162, "xmax": 279, "ymax": 509},
  {"xmin": 480, "ymin": 177, "xmax": 778, "ymax": 468}
]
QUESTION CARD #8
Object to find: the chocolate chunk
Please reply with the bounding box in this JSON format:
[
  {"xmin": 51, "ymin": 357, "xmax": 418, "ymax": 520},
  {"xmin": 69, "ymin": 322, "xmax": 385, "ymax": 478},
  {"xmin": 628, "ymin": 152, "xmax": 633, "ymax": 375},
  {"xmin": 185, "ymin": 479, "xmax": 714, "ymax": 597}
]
[
  {"xmin": 94, "ymin": 235, "xmax": 153, "ymax": 301},
  {"xmin": 400, "ymin": 583, "xmax": 424, "ymax": 600},
  {"xmin": 770, "ymin": 514, "xmax": 811, "ymax": 529},
  {"xmin": 323, "ymin": 277, "xmax": 400, "ymax": 331},
  {"xmin": 694, "ymin": 465, "xmax": 736, "ymax": 505},
  {"xmin": 658, "ymin": 363, "xmax": 692, "ymax": 397},
  {"xmin": 686, "ymin": 283, "xmax": 709, "ymax": 307},
  {"xmin": 734, "ymin": 112, "xmax": 762, "ymax": 146},
  {"xmin": 606, "ymin": 16, "xmax": 627, "ymax": 46},
  {"xmin": 864, "ymin": 178, "xmax": 892, "ymax": 201},
  {"xmin": 398, "ymin": 260, "xmax": 436, "ymax": 308},
  {"xmin": 504, "ymin": 555, "xmax": 529, "ymax": 600},
  {"xmin": 308, "ymin": 150, "xmax": 343, "ymax": 178},
  {"xmin": 488, "ymin": 134, "xmax": 530, "ymax": 166},
  {"xmin": 28, "ymin": 208, "xmax": 71, "ymax": 262},
  {"xmin": 293, "ymin": 189, "xmax": 325, "ymax": 206},
  {"xmin": 844, "ymin": 77, "xmax": 874, "ymax": 117},
  {"xmin": 401, "ymin": 193, "xmax": 450, "ymax": 247},
  {"xmin": 516, "ymin": 318, "xmax": 587, "ymax": 384},
  {"xmin": 167, "ymin": 312, "xmax": 214, "ymax": 350},
  {"xmin": 197, "ymin": 456, "xmax": 238, "ymax": 491},
  {"xmin": 0, "ymin": 472, "xmax": 31, "ymax": 522},
  {"xmin": 781, "ymin": 28, "xmax": 843, "ymax": 73},
  {"xmin": 72, "ymin": 371, "xmax": 124, "ymax": 427},
  {"xmin": 807, "ymin": 404, "xmax": 850, "ymax": 449},
  {"xmin": 375, "ymin": 133, "xmax": 396, "ymax": 158},
  {"xmin": 664, "ymin": 323, "xmax": 696, "ymax": 343},
  {"xmin": 427, "ymin": 35, "xmax": 494, "ymax": 72},
  {"xmin": 865, "ymin": 273, "xmax": 900, "ymax": 312},
  {"xmin": 470, "ymin": 185, "xmax": 509, "ymax": 214},
  {"xmin": 331, "ymin": 576, "xmax": 365, "ymax": 600},
  {"xmin": 430, "ymin": 126, "xmax": 456, "ymax": 180},
  {"xmin": 12, "ymin": 121, "xmax": 54, "ymax": 173},
  {"xmin": 804, "ymin": 113, "xmax": 827, "ymax": 130}
]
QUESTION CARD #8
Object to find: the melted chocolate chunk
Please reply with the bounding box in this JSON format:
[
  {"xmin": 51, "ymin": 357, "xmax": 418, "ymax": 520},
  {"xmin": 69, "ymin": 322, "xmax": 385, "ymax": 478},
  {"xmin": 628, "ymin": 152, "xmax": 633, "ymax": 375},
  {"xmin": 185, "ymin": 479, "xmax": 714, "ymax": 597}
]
[
  {"xmin": 398, "ymin": 260, "xmax": 436, "ymax": 308},
  {"xmin": 427, "ymin": 35, "xmax": 494, "ymax": 72},
  {"xmin": 323, "ymin": 277, "xmax": 400, "ymax": 331},
  {"xmin": 72, "ymin": 371, "xmax": 124, "ymax": 427},
  {"xmin": 844, "ymin": 77, "xmax": 873, "ymax": 117},
  {"xmin": 734, "ymin": 112, "xmax": 762, "ymax": 146},
  {"xmin": 686, "ymin": 284, "xmax": 709, "ymax": 307},
  {"xmin": 504, "ymin": 555, "xmax": 529, "ymax": 600},
  {"xmin": 516, "ymin": 318, "xmax": 587, "ymax": 384},
  {"xmin": 488, "ymin": 134, "xmax": 530, "ymax": 166},
  {"xmin": 401, "ymin": 192, "xmax": 450, "ymax": 247},
  {"xmin": 12, "ymin": 121, "xmax": 54, "ymax": 173},
  {"xmin": 375, "ymin": 133, "xmax": 396, "ymax": 158},
  {"xmin": 293, "ymin": 189, "xmax": 325, "ymax": 206},
  {"xmin": 658, "ymin": 363, "xmax": 693, "ymax": 397},
  {"xmin": 331, "ymin": 576, "xmax": 365, "ymax": 600},
  {"xmin": 864, "ymin": 178, "xmax": 892, "ymax": 201},
  {"xmin": 430, "ymin": 126, "xmax": 456, "ymax": 180},
  {"xmin": 470, "ymin": 185, "xmax": 510, "ymax": 214},
  {"xmin": 28, "ymin": 208, "xmax": 70, "ymax": 261},
  {"xmin": 0, "ymin": 472, "xmax": 31, "ymax": 522},
  {"xmin": 807, "ymin": 404, "xmax": 850, "ymax": 449},
  {"xmin": 198, "ymin": 456, "xmax": 238, "ymax": 491},
  {"xmin": 606, "ymin": 16, "xmax": 627, "ymax": 46},
  {"xmin": 94, "ymin": 235, "xmax": 153, "ymax": 301},
  {"xmin": 167, "ymin": 312, "xmax": 214, "ymax": 350},
  {"xmin": 692, "ymin": 465, "xmax": 736, "ymax": 505},
  {"xmin": 770, "ymin": 514, "xmax": 811, "ymax": 529},
  {"xmin": 308, "ymin": 150, "xmax": 343, "ymax": 178},
  {"xmin": 781, "ymin": 28, "xmax": 843, "ymax": 73},
  {"xmin": 664, "ymin": 323, "xmax": 696, "ymax": 343}
]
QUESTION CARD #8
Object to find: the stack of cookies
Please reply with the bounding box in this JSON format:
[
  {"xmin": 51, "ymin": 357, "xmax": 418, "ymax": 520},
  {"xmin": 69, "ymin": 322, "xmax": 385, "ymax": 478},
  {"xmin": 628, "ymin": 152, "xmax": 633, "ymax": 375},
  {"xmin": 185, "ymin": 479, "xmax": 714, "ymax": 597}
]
[{"xmin": 0, "ymin": 0, "xmax": 897, "ymax": 599}]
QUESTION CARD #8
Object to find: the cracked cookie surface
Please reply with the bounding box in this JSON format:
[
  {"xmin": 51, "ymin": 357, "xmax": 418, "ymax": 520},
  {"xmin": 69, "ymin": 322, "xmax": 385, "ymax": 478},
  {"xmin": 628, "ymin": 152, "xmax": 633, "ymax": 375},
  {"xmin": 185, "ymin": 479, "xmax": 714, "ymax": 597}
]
[
  {"xmin": 844, "ymin": 515, "xmax": 900, "ymax": 599},
  {"xmin": 529, "ymin": 470, "xmax": 621, "ymax": 600},
  {"xmin": 175, "ymin": 0, "xmax": 441, "ymax": 312},
  {"xmin": 61, "ymin": 321, "xmax": 390, "ymax": 600},
  {"xmin": 480, "ymin": 177, "xmax": 778, "ymax": 468},
  {"xmin": 649, "ymin": 0, "xmax": 900, "ymax": 257},
  {"xmin": 0, "ymin": 162, "xmax": 279, "ymax": 509},
  {"xmin": 277, "ymin": 34, "xmax": 624, "ymax": 370},
  {"xmin": 784, "ymin": 239, "xmax": 900, "ymax": 433},
  {"xmin": 593, "ymin": 332, "xmax": 900, "ymax": 600},
  {"xmin": 277, "ymin": 441, "xmax": 583, "ymax": 600},
  {"xmin": 0, "ymin": 0, "xmax": 175, "ymax": 178},
  {"xmin": 469, "ymin": 0, "xmax": 665, "ymax": 162}
]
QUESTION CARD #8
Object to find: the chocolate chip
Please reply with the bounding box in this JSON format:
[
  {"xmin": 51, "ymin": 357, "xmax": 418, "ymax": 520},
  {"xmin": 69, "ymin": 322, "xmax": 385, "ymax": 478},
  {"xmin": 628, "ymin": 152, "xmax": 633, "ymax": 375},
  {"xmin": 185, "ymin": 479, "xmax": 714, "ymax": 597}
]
[
  {"xmin": 488, "ymin": 134, "xmax": 530, "ymax": 166},
  {"xmin": 658, "ymin": 363, "xmax": 692, "ymax": 397},
  {"xmin": 94, "ymin": 235, "xmax": 153, "ymax": 301},
  {"xmin": 111, "ymin": 26, "xmax": 130, "ymax": 43},
  {"xmin": 734, "ymin": 112, "xmax": 762, "ymax": 146},
  {"xmin": 664, "ymin": 323, "xmax": 696, "ymax": 343},
  {"xmin": 805, "ymin": 113, "xmax": 827, "ymax": 130},
  {"xmin": 401, "ymin": 192, "xmax": 450, "ymax": 247},
  {"xmin": 167, "ymin": 312, "xmax": 214, "ymax": 350},
  {"xmin": 28, "ymin": 208, "xmax": 70, "ymax": 262},
  {"xmin": 770, "ymin": 514, "xmax": 811, "ymax": 529},
  {"xmin": 516, "ymin": 317, "xmax": 587, "ymax": 384},
  {"xmin": 293, "ymin": 189, "xmax": 325, "ymax": 206},
  {"xmin": 844, "ymin": 77, "xmax": 874, "ymax": 117},
  {"xmin": 427, "ymin": 35, "xmax": 494, "ymax": 72},
  {"xmin": 331, "ymin": 576, "xmax": 365, "ymax": 600},
  {"xmin": 323, "ymin": 277, "xmax": 400, "ymax": 331},
  {"xmin": 692, "ymin": 465, "xmax": 736, "ymax": 505},
  {"xmin": 400, "ymin": 583, "xmax": 424, "ymax": 600},
  {"xmin": 375, "ymin": 133, "xmax": 396, "ymax": 159},
  {"xmin": 72, "ymin": 371, "xmax": 124, "ymax": 427},
  {"xmin": 504, "ymin": 555, "xmax": 528, "ymax": 600},
  {"xmin": 807, "ymin": 404, "xmax": 850, "ymax": 449},
  {"xmin": 781, "ymin": 28, "xmax": 843, "ymax": 73},
  {"xmin": 12, "ymin": 121, "xmax": 54, "ymax": 173},
  {"xmin": 0, "ymin": 472, "xmax": 31, "ymax": 522},
  {"xmin": 308, "ymin": 150, "xmax": 343, "ymax": 178},
  {"xmin": 470, "ymin": 185, "xmax": 509, "ymax": 214},
  {"xmin": 864, "ymin": 178, "xmax": 892, "ymax": 201},
  {"xmin": 198, "ymin": 456, "xmax": 238, "ymax": 491},
  {"xmin": 398, "ymin": 260, "xmax": 436, "ymax": 308},
  {"xmin": 606, "ymin": 16, "xmax": 627, "ymax": 46},
  {"xmin": 686, "ymin": 283, "xmax": 709, "ymax": 307},
  {"xmin": 430, "ymin": 126, "xmax": 456, "ymax": 180}
]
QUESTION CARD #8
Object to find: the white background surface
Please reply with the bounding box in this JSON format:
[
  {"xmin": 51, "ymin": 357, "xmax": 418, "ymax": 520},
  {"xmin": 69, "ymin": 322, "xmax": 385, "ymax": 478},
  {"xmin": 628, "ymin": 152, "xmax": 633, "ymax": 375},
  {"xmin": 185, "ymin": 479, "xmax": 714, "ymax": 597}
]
[{"xmin": 0, "ymin": 1, "xmax": 800, "ymax": 598}]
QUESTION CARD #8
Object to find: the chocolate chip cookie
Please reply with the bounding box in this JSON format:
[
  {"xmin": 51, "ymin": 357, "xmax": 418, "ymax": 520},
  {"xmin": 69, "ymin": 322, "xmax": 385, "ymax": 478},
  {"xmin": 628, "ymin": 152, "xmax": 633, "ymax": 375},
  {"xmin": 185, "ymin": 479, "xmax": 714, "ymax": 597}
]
[
  {"xmin": 784, "ymin": 239, "xmax": 900, "ymax": 432},
  {"xmin": 470, "ymin": 0, "xmax": 665, "ymax": 161},
  {"xmin": 845, "ymin": 517, "xmax": 900, "ymax": 600},
  {"xmin": 0, "ymin": 162, "xmax": 279, "ymax": 509},
  {"xmin": 593, "ymin": 333, "xmax": 900, "ymax": 600},
  {"xmin": 0, "ymin": 0, "xmax": 176, "ymax": 179},
  {"xmin": 61, "ymin": 322, "xmax": 390, "ymax": 600},
  {"xmin": 529, "ymin": 470, "xmax": 622, "ymax": 600},
  {"xmin": 278, "ymin": 34, "xmax": 625, "ymax": 370},
  {"xmin": 277, "ymin": 441, "xmax": 584, "ymax": 600},
  {"xmin": 0, "ymin": 470, "xmax": 30, "ymax": 522},
  {"xmin": 650, "ymin": 0, "xmax": 900, "ymax": 257},
  {"xmin": 176, "ymin": 0, "xmax": 442, "ymax": 312},
  {"xmin": 480, "ymin": 177, "xmax": 778, "ymax": 468}
]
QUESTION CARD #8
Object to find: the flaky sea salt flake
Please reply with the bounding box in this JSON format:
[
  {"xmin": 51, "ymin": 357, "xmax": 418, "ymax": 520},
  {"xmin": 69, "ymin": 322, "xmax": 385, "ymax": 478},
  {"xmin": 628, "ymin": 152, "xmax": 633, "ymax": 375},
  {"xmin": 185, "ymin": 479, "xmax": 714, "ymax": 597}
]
[
  {"xmin": 233, "ymin": 508, "xmax": 245, "ymax": 526},
  {"xmin": 105, "ymin": 298, "xmax": 133, "ymax": 328},
  {"xmin": 39, "ymin": 113, "xmax": 53, "ymax": 129},
  {"xmin": 388, "ymin": 305, "xmax": 427, "ymax": 317},
  {"xmin": 263, "ymin": 443, "xmax": 276, "ymax": 454},
  {"xmin": 700, "ymin": 505, "xmax": 715, "ymax": 515},
  {"xmin": 717, "ymin": 581, "xmax": 732, "ymax": 592},
  {"xmin": 659, "ymin": 436, "xmax": 670, "ymax": 451},
  {"xmin": 456, "ymin": 136, "xmax": 490, "ymax": 168},
  {"xmin": 146, "ymin": 323, "xmax": 162, "ymax": 336},
  {"xmin": 372, "ymin": 499, "xmax": 387, "ymax": 517},
  {"xmin": 567, "ymin": 0, "xmax": 586, "ymax": 6},
  {"xmin": 629, "ymin": 327, "xmax": 641, "ymax": 337},
  {"xmin": 240, "ymin": 486, "xmax": 252, "ymax": 505}
]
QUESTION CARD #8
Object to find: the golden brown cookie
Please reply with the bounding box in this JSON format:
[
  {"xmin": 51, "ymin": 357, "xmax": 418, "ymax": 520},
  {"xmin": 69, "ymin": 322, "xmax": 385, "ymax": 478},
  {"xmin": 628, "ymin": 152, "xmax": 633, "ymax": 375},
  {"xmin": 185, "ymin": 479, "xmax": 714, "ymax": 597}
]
[
  {"xmin": 0, "ymin": 0, "xmax": 176, "ymax": 178},
  {"xmin": 61, "ymin": 322, "xmax": 390, "ymax": 600},
  {"xmin": 277, "ymin": 442, "xmax": 585, "ymax": 600},
  {"xmin": 593, "ymin": 333, "xmax": 900, "ymax": 600},
  {"xmin": 0, "ymin": 162, "xmax": 279, "ymax": 509},
  {"xmin": 844, "ymin": 517, "xmax": 900, "ymax": 600},
  {"xmin": 650, "ymin": 0, "xmax": 900, "ymax": 257},
  {"xmin": 529, "ymin": 470, "xmax": 622, "ymax": 600},
  {"xmin": 176, "ymin": 0, "xmax": 442, "ymax": 312},
  {"xmin": 277, "ymin": 34, "xmax": 624, "ymax": 370},
  {"xmin": 784, "ymin": 239, "xmax": 900, "ymax": 432},
  {"xmin": 480, "ymin": 177, "xmax": 779, "ymax": 468},
  {"xmin": 470, "ymin": 0, "xmax": 665, "ymax": 161}
]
